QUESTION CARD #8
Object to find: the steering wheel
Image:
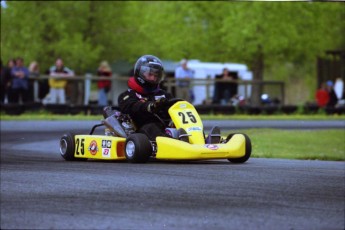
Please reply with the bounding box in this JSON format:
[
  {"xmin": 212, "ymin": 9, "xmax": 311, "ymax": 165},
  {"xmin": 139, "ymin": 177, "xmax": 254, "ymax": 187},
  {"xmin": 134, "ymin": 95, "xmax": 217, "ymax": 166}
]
[
  {"xmin": 165, "ymin": 98, "xmax": 184, "ymax": 107},
  {"xmin": 153, "ymin": 98, "xmax": 184, "ymax": 126}
]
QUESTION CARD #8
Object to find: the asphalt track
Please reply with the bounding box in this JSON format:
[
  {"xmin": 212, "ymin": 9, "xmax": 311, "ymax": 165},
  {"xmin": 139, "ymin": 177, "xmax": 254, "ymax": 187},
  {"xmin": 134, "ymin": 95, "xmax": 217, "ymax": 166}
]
[{"xmin": 1, "ymin": 121, "xmax": 345, "ymax": 229}]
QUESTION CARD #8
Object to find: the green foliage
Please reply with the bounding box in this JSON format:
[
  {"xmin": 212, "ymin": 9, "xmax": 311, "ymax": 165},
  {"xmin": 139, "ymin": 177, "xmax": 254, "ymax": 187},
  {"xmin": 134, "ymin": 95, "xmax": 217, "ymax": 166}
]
[{"xmin": 1, "ymin": 1, "xmax": 344, "ymax": 80}]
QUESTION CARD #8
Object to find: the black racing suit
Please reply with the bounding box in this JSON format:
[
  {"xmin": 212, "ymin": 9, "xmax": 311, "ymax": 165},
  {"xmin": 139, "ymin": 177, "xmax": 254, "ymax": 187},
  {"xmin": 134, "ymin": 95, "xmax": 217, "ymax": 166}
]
[{"xmin": 118, "ymin": 87, "xmax": 173, "ymax": 141}]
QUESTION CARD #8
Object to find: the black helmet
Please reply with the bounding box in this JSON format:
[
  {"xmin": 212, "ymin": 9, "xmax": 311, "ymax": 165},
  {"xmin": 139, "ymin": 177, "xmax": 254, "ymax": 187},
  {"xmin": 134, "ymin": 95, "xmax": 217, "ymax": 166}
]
[{"xmin": 134, "ymin": 55, "xmax": 164, "ymax": 90}]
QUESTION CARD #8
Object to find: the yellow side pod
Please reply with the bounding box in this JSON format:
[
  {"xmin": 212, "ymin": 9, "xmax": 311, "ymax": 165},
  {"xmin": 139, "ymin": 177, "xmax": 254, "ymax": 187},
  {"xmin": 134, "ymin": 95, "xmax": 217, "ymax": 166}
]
[
  {"xmin": 74, "ymin": 135, "xmax": 126, "ymax": 160},
  {"xmin": 155, "ymin": 134, "xmax": 246, "ymax": 160}
]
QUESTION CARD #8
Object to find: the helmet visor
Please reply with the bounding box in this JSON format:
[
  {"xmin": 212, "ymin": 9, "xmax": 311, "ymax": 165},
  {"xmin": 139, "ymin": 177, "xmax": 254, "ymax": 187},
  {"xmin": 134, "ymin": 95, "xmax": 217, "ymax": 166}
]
[{"xmin": 139, "ymin": 66, "xmax": 163, "ymax": 84}]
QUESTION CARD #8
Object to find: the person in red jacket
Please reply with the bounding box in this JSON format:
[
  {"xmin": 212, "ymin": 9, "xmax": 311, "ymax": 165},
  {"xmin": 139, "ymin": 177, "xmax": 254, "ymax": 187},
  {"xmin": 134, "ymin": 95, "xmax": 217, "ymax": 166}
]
[
  {"xmin": 117, "ymin": 55, "xmax": 221, "ymax": 143},
  {"xmin": 315, "ymin": 82, "xmax": 329, "ymax": 108},
  {"xmin": 117, "ymin": 55, "xmax": 175, "ymax": 141},
  {"xmin": 97, "ymin": 61, "xmax": 112, "ymax": 106}
]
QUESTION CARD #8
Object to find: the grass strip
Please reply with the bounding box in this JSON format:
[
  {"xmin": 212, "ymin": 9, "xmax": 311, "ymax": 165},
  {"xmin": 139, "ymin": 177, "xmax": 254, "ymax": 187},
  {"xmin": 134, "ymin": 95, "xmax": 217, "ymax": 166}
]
[{"xmin": 226, "ymin": 129, "xmax": 345, "ymax": 161}]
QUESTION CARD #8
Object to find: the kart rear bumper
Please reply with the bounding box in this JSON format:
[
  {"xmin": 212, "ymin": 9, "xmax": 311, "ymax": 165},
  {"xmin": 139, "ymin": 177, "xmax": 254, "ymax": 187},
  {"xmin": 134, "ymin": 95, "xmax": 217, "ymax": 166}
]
[{"xmin": 155, "ymin": 134, "xmax": 246, "ymax": 160}]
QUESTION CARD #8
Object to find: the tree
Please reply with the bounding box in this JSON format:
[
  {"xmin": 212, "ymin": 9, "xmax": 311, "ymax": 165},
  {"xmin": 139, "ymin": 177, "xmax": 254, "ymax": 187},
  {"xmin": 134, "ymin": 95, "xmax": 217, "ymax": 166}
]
[
  {"xmin": 1, "ymin": 1, "xmax": 102, "ymax": 73},
  {"xmin": 217, "ymin": 2, "xmax": 345, "ymax": 105},
  {"xmin": 1, "ymin": 1, "xmax": 343, "ymax": 105}
]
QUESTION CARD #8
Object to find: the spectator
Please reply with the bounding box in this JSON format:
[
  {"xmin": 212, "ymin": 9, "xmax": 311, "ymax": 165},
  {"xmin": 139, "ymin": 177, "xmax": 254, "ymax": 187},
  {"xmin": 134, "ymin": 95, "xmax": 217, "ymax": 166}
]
[
  {"xmin": 1, "ymin": 59, "xmax": 15, "ymax": 104},
  {"xmin": 28, "ymin": 61, "xmax": 40, "ymax": 102},
  {"xmin": 315, "ymin": 82, "xmax": 329, "ymax": 108},
  {"xmin": 28, "ymin": 61, "xmax": 49, "ymax": 102},
  {"xmin": 97, "ymin": 61, "xmax": 112, "ymax": 106},
  {"xmin": 212, "ymin": 68, "xmax": 238, "ymax": 105},
  {"xmin": 43, "ymin": 58, "xmax": 74, "ymax": 104},
  {"xmin": 174, "ymin": 59, "xmax": 194, "ymax": 103},
  {"xmin": 28, "ymin": 61, "xmax": 39, "ymax": 77},
  {"xmin": 334, "ymin": 78, "xmax": 344, "ymax": 102},
  {"xmin": 8, "ymin": 57, "xmax": 30, "ymax": 104},
  {"xmin": 326, "ymin": 80, "xmax": 338, "ymax": 108}
]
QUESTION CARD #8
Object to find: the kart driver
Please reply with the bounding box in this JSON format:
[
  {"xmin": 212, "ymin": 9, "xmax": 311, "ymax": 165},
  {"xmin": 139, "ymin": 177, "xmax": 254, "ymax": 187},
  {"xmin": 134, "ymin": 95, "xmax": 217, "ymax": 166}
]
[{"xmin": 118, "ymin": 55, "xmax": 188, "ymax": 142}]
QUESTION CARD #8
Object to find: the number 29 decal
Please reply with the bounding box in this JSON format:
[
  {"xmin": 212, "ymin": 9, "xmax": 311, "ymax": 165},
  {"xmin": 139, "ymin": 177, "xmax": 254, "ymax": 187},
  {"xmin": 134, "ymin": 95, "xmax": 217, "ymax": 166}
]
[{"xmin": 178, "ymin": 111, "xmax": 197, "ymax": 124}]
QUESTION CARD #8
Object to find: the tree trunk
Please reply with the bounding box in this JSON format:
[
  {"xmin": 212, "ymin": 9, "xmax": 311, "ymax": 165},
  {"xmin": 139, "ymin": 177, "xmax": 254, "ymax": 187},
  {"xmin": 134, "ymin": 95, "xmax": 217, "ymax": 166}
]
[{"xmin": 250, "ymin": 45, "xmax": 264, "ymax": 107}]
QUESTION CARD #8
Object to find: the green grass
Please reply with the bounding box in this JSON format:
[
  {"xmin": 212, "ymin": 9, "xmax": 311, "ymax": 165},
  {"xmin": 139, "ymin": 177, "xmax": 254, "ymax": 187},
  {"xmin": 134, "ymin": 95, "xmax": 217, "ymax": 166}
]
[{"xmin": 228, "ymin": 129, "xmax": 345, "ymax": 161}]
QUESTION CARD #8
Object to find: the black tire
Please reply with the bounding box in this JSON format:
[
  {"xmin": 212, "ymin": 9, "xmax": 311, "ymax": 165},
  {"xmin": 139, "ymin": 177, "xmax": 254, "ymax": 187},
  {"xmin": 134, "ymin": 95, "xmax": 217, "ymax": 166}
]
[
  {"xmin": 60, "ymin": 133, "xmax": 86, "ymax": 161},
  {"xmin": 125, "ymin": 133, "xmax": 152, "ymax": 163},
  {"xmin": 227, "ymin": 133, "xmax": 252, "ymax": 163},
  {"xmin": 60, "ymin": 133, "xmax": 76, "ymax": 161}
]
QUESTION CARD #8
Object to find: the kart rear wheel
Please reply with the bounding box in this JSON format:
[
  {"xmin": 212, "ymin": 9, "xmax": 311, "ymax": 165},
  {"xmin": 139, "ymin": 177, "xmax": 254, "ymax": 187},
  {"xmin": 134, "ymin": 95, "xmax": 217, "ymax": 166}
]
[
  {"xmin": 125, "ymin": 133, "xmax": 152, "ymax": 163},
  {"xmin": 227, "ymin": 133, "xmax": 251, "ymax": 163},
  {"xmin": 60, "ymin": 133, "xmax": 86, "ymax": 161}
]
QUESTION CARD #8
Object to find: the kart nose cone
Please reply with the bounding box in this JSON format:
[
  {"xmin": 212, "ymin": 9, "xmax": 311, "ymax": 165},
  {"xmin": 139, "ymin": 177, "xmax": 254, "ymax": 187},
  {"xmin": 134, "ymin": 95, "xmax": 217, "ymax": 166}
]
[{"xmin": 126, "ymin": 141, "xmax": 135, "ymax": 158}]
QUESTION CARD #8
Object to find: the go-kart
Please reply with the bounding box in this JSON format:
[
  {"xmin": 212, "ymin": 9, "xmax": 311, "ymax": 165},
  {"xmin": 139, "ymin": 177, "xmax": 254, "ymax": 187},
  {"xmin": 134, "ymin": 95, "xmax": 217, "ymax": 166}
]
[{"xmin": 59, "ymin": 99, "xmax": 251, "ymax": 163}]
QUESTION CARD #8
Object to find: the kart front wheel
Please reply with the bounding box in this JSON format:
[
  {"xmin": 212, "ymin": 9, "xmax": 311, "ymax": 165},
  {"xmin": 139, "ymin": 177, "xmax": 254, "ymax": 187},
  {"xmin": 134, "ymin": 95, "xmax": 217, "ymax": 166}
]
[
  {"xmin": 227, "ymin": 133, "xmax": 251, "ymax": 163},
  {"xmin": 125, "ymin": 133, "xmax": 152, "ymax": 163},
  {"xmin": 60, "ymin": 133, "xmax": 86, "ymax": 161}
]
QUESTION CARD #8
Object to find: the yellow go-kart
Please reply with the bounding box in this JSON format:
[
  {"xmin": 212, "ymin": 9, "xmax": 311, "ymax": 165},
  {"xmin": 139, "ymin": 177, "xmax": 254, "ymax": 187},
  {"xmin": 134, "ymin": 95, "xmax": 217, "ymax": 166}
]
[{"xmin": 59, "ymin": 99, "xmax": 251, "ymax": 163}]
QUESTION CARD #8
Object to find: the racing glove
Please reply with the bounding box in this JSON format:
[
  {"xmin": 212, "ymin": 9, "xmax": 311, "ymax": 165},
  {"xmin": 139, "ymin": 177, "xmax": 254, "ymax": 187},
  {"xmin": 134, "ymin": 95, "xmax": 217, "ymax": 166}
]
[{"xmin": 147, "ymin": 97, "xmax": 168, "ymax": 113}]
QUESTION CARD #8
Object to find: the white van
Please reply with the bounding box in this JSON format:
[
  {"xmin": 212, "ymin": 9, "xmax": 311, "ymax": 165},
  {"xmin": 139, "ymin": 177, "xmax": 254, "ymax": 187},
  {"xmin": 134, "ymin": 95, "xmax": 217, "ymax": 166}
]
[
  {"xmin": 109, "ymin": 59, "xmax": 253, "ymax": 106},
  {"xmin": 168, "ymin": 60, "xmax": 253, "ymax": 105}
]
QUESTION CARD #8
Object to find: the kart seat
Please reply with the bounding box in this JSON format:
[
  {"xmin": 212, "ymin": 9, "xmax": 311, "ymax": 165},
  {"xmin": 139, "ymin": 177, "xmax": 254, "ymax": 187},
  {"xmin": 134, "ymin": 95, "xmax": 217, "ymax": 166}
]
[
  {"xmin": 177, "ymin": 128, "xmax": 190, "ymax": 143},
  {"xmin": 206, "ymin": 126, "xmax": 221, "ymax": 144}
]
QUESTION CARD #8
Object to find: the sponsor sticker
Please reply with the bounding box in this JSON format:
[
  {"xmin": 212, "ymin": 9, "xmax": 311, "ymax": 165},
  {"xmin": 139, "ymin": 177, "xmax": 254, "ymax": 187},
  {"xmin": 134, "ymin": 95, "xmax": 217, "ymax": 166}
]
[
  {"xmin": 102, "ymin": 140, "xmax": 112, "ymax": 148},
  {"xmin": 102, "ymin": 148, "xmax": 111, "ymax": 158},
  {"xmin": 179, "ymin": 104, "xmax": 187, "ymax": 109},
  {"xmin": 88, "ymin": 140, "xmax": 98, "ymax": 155},
  {"xmin": 205, "ymin": 144, "xmax": 219, "ymax": 150},
  {"xmin": 187, "ymin": 127, "xmax": 202, "ymax": 132}
]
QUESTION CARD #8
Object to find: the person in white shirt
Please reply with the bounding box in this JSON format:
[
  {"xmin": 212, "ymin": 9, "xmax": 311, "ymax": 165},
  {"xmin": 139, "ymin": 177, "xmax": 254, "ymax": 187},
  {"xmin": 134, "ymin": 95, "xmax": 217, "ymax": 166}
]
[
  {"xmin": 334, "ymin": 78, "xmax": 344, "ymax": 103},
  {"xmin": 174, "ymin": 59, "xmax": 194, "ymax": 103}
]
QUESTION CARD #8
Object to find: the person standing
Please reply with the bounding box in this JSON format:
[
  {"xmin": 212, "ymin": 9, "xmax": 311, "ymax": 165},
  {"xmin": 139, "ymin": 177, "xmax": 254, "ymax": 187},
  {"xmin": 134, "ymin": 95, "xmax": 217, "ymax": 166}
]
[
  {"xmin": 8, "ymin": 57, "xmax": 30, "ymax": 104},
  {"xmin": 334, "ymin": 78, "xmax": 344, "ymax": 102},
  {"xmin": 44, "ymin": 58, "xmax": 74, "ymax": 104},
  {"xmin": 212, "ymin": 68, "xmax": 238, "ymax": 105},
  {"xmin": 315, "ymin": 82, "xmax": 329, "ymax": 108},
  {"xmin": 97, "ymin": 61, "xmax": 112, "ymax": 106},
  {"xmin": 174, "ymin": 59, "xmax": 194, "ymax": 103},
  {"xmin": 28, "ymin": 61, "xmax": 40, "ymax": 102},
  {"xmin": 326, "ymin": 80, "xmax": 338, "ymax": 108},
  {"xmin": 1, "ymin": 59, "xmax": 15, "ymax": 104}
]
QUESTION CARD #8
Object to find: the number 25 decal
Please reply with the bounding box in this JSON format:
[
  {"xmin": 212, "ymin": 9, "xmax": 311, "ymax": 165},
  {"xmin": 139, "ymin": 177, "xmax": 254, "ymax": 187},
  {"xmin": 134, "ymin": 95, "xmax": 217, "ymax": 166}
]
[
  {"xmin": 76, "ymin": 138, "xmax": 85, "ymax": 155},
  {"xmin": 178, "ymin": 112, "xmax": 197, "ymax": 124}
]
